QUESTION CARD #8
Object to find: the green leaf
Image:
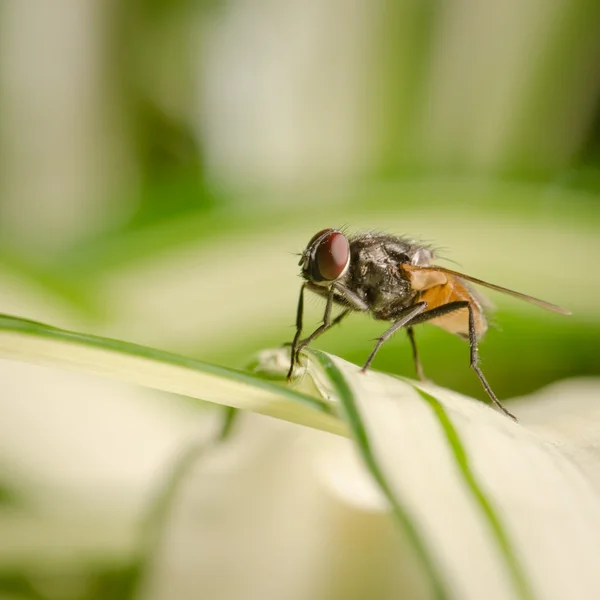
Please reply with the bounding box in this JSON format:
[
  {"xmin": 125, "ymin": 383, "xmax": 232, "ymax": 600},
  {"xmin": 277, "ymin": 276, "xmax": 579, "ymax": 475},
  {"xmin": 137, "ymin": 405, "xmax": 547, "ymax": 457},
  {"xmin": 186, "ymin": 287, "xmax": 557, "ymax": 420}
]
[
  {"xmin": 413, "ymin": 386, "xmax": 533, "ymax": 600},
  {"xmin": 301, "ymin": 351, "xmax": 600, "ymax": 600},
  {"xmin": 307, "ymin": 349, "xmax": 451, "ymax": 600},
  {"xmin": 0, "ymin": 314, "xmax": 345, "ymax": 436},
  {"xmin": 0, "ymin": 484, "xmax": 23, "ymax": 508},
  {"xmin": 3, "ymin": 313, "xmax": 600, "ymax": 599}
]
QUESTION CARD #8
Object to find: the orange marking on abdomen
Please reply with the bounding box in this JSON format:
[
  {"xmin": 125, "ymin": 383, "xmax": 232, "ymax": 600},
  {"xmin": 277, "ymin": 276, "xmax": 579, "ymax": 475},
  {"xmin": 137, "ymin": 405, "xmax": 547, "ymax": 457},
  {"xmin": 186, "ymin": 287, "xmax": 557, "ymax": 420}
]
[{"xmin": 418, "ymin": 278, "xmax": 487, "ymax": 339}]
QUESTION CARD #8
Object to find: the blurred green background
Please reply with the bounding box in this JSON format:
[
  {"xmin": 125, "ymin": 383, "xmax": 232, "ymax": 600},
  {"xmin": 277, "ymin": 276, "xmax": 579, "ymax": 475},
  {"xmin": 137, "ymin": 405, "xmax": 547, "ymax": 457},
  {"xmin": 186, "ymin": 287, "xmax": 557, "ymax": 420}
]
[{"xmin": 0, "ymin": 0, "xmax": 599, "ymax": 598}]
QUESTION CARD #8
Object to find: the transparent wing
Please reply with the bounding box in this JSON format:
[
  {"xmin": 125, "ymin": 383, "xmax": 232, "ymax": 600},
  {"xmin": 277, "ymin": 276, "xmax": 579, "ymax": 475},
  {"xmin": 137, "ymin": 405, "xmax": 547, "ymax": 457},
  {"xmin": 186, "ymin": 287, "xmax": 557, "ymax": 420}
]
[{"xmin": 410, "ymin": 265, "xmax": 571, "ymax": 315}]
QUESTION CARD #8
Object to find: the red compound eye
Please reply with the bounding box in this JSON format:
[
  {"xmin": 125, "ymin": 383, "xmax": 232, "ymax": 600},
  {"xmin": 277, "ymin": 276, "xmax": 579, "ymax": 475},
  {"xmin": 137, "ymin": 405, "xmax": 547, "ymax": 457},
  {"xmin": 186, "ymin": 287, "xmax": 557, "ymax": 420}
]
[
  {"xmin": 307, "ymin": 228, "xmax": 333, "ymax": 248},
  {"xmin": 313, "ymin": 230, "xmax": 350, "ymax": 281}
]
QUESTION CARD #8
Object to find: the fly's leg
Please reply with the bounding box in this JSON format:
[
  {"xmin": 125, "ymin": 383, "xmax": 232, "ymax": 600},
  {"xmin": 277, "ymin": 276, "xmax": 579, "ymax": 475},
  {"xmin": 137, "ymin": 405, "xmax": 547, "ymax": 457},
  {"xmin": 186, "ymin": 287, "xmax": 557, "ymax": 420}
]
[
  {"xmin": 288, "ymin": 289, "xmax": 346, "ymax": 379},
  {"xmin": 305, "ymin": 309, "xmax": 350, "ymax": 344},
  {"xmin": 332, "ymin": 282, "xmax": 369, "ymax": 311},
  {"xmin": 287, "ymin": 284, "xmax": 360, "ymax": 380},
  {"xmin": 361, "ymin": 302, "xmax": 428, "ymax": 372},
  {"xmin": 465, "ymin": 302, "xmax": 517, "ymax": 421},
  {"xmin": 405, "ymin": 300, "xmax": 517, "ymax": 421},
  {"xmin": 294, "ymin": 289, "xmax": 336, "ymax": 357},
  {"xmin": 406, "ymin": 326, "xmax": 426, "ymax": 381},
  {"xmin": 286, "ymin": 284, "xmax": 306, "ymax": 380}
]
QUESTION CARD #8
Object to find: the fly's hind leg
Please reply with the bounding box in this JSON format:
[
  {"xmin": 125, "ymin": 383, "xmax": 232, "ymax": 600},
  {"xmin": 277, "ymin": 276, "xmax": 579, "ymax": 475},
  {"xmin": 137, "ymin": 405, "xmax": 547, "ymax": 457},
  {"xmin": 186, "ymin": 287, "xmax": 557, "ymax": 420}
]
[
  {"xmin": 465, "ymin": 303, "xmax": 517, "ymax": 421},
  {"xmin": 405, "ymin": 300, "xmax": 517, "ymax": 421}
]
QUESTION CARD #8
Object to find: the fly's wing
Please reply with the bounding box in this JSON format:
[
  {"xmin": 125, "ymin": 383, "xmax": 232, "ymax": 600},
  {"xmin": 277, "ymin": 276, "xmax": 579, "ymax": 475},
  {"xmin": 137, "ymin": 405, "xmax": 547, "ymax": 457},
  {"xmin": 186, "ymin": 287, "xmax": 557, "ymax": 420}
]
[
  {"xmin": 400, "ymin": 263, "xmax": 488, "ymax": 338},
  {"xmin": 404, "ymin": 264, "xmax": 570, "ymax": 315}
]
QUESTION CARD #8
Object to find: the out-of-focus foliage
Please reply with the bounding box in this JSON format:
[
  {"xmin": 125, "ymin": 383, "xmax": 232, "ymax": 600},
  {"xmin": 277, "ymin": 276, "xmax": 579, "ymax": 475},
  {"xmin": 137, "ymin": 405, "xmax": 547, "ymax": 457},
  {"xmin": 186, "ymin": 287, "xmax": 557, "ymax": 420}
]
[{"xmin": 0, "ymin": 0, "xmax": 599, "ymax": 598}]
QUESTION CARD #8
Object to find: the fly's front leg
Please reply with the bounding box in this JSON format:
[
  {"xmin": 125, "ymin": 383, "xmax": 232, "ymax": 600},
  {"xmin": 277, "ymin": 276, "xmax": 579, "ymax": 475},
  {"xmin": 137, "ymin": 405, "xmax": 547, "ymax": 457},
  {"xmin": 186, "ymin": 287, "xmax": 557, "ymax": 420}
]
[
  {"xmin": 288, "ymin": 282, "xmax": 367, "ymax": 379},
  {"xmin": 305, "ymin": 308, "xmax": 351, "ymax": 344},
  {"xmin": 361, "ymin": 302, "xmax": 428, "ymax": 372},
  {"xmin": 286, "ymin": 284, "xmax": 306, "ymax": 380},
  {"xmin": 295, "ymin": 288, "xmax": 336, "ymax": 358},
  {"xmin": 295, "ymin": 282, "xmax": 367, "ymax": 358},
  {"xmin": 333, "ymin": 282, "xmax": 369, "ymax": 311}
]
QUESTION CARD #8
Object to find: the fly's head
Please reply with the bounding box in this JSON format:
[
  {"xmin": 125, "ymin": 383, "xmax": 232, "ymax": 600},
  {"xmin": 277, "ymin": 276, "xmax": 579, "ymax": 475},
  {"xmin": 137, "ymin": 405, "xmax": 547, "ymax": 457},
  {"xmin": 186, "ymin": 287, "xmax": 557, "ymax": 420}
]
[{"xmin": 298, "ymin": 229, "xmax": 351, "ymax": 287}]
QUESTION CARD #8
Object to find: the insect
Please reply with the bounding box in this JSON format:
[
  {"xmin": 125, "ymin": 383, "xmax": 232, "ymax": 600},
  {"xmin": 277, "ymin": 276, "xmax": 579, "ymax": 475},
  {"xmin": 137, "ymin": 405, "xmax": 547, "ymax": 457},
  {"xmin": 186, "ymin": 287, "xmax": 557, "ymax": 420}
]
[{"xmin": 286, "ymin": 228, "xmax": 570, "ymax": 420}]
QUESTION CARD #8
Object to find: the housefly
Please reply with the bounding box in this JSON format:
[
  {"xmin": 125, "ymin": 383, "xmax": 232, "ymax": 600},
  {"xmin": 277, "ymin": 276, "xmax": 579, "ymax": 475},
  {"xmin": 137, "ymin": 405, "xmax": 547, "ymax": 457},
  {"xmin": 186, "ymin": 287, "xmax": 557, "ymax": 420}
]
[{"xmin": 286, "ymin": 228, "xmax": 570, "ymax": 420}]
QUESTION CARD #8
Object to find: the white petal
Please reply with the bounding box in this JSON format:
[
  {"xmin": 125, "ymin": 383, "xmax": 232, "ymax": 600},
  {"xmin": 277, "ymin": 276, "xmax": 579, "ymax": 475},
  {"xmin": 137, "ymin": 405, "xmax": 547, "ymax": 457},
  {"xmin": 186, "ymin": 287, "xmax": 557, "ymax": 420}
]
[
  {"xmin": 511, "ymin": 378, "xmax": 600, "ymax": 494},
  {"xmin": 144, "ymin": 415, "xmax": 431, "ymax": 600},
  {"xmin": 314, "ymin": 355, "xmax": 600, "ymax": 600}
]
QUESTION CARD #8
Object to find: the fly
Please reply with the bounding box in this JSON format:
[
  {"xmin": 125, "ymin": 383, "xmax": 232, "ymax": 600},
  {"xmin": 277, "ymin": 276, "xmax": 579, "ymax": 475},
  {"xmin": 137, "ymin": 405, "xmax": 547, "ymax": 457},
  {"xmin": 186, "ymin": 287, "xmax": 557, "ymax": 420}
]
[{"xmin": 286, "ymin": 228, "xmax": 570, "ymax": 421}]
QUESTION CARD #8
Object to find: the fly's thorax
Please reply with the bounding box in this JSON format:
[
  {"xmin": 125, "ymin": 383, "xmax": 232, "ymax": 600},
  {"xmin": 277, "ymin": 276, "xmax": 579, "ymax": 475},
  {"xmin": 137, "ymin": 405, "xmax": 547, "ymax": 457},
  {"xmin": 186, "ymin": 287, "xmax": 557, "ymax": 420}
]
[{"xmin": 346, "ymin": 242, "xmax": 414, "ymax": 317}]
